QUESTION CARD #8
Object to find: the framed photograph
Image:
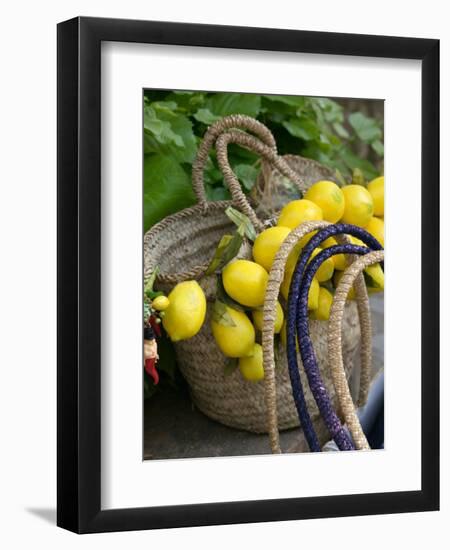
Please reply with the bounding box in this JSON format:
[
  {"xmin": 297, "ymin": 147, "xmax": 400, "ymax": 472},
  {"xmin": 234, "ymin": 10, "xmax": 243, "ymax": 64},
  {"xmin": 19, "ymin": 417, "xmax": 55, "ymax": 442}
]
[{"xmin": 57, "ymin": 16, "xmax": 439, "ymax": 533}]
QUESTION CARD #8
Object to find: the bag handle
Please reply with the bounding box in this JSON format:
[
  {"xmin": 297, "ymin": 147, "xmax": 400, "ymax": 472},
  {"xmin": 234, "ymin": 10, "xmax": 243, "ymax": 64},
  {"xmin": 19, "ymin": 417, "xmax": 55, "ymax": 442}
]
[
  {"xmin": 214, "ymin": 130, "xmax": 306, "ymax": 231},
  {"xmin": 192, "ymin": 114, "xmax": 278, "ymax": 207},
  {"xmin": 148, "ymin": 116, "xmax": 278, "ymax": 286},
  {"xmin": 328, "ymin": 249, "xmax": 384, "ymax": 451},
  {"xmin": 261, "ymin": 221, "xmax": 370, "ymax": 454}
]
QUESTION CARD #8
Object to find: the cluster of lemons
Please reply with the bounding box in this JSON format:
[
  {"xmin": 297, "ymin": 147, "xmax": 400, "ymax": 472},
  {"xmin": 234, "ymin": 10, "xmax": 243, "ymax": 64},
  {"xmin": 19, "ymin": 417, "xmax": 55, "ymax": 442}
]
[{"xmin": 210, "ymin": 177, "xmax": 384, "ymax": 382}]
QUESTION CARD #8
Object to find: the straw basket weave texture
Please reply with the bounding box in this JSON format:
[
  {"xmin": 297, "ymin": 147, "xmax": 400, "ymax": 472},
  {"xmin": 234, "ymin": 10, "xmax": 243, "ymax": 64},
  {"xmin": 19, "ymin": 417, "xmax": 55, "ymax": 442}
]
[{"xmin": 144, "ymin": 115, "xmax": 361, "ymax": 434}]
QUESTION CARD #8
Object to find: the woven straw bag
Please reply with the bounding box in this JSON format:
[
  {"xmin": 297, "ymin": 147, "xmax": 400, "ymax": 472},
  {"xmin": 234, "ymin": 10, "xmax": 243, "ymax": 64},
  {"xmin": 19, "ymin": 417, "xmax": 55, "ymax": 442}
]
[{"xmin": 144, "ymin": 115, "xmax": 361, "ymax": 435}]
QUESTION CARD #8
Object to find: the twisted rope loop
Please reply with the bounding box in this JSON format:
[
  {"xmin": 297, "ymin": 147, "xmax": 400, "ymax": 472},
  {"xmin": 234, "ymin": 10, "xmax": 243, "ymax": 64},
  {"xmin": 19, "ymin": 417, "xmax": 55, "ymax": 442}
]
[{"xmin": 328, "ymin": 249, "xmax": 385, "ymax": 450}]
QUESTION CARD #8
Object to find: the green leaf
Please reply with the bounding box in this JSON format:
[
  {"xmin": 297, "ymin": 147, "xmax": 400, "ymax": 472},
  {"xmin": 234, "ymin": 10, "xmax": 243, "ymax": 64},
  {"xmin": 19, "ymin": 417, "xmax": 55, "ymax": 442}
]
[
  {"xmin": 371, "ymin": 139, "xmax": 384, "ymax": 156},
  {"xmin": 206, "ymin": 186, "xmax": 231, "ymax": 201},
  {"xmin": 206, "ymin": 235, "xmax": 233, "ymax": 275},
  {"xmin": 145, "ymin": 290, "xmax": 164, "ymax": 301},
  {"xmin": 143, "ymin": 103, "xmax": 197, "ymax": 163},
  {"xmin": 193, "ymin": 108, "xmax": 220, "ymax": 125},
  {"xmin": 205, "ymin": 93, "xmax": 261, "ymax": 118},
  {"xmin": 317, "ymin": 98, "xmax": 345, "ymax": 123},
  {"xmin": 144, "ymin": 106, "xmax": 183, "ymax": 146},
  {"xmin": 223, "ymin": 359, "xmax": 239, "ymax": 377},
  {"xmin": 225, "ymin": 206, "xmax": 257, "ymax": 241},
  {"xmin": 212, "ymin": 300, "xmax": 237, "ymax": 326},
  {"xmin": 263, "ymin": 94, "xmax": 307, "ymax": 109},
  {"xmin": 348, "ymin": 112, "xmax": 382, "ymax": 144},
  {"xmin": 206, "ymin": 233, "xmax": 244, "ymax": 275},
  {"xmin": 166, "ymin": 91, "xmax": 206, "ymax": 113},
  {"xmin": 233, "ymin": 163, "xmax": 259, "ymax": 191},
  {"xmin": 332, "ymin": 122, "xmax": 350, "ymax": 139},
  {"xmin": 339, "ymin": 147, "xmax": 379, "ymax": 181},
  {"xmin": 282, "ymin": 117, "xmax": 319, "ymax": 141},
  {"xmin": 144, "ymin": 266, "xmax": 160, "ymax": 295},
  {"xmin": 203, "ymin": 155, "xmax": 223, "ymax": 187},
  {"xmin": 143, "ymin": 154, "xmax": 196, "ymax": 230}
]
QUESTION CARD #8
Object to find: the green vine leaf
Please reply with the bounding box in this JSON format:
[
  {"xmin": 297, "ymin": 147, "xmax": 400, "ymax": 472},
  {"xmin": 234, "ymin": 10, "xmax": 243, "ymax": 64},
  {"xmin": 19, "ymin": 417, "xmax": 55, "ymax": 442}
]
[
  {"xmin": 225, "ymin": 207, "xmax": 257, "ymax": 241},
  {"xmin": 206, "ymin": 232, "xmax": 243, "ymax": 275},
  {"xmin": 144, "ymin": 266, "xmax": 160, "ymax": 296},
  {"xmin": 212, "ymin": 300, "xmax": 236, "ymax": 326}
]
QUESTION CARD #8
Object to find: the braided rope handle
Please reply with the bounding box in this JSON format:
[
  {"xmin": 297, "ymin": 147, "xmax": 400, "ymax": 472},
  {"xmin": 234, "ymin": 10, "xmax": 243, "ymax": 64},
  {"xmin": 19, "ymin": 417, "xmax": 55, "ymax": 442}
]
[
  {"xmin": 192, "ymin": 114, "xmax": 278, "ymax": 207},
  {"xmin": 328, "ymin": 249, "xmax": 384, "ymax": 450},
  {"xmin": 148, "ymin": 116, "xmax": 276, "ymax": 285},
  {"xmin": 336, "ymin": 236, "xmax": 373, "ymax": 409},
  {"xmin": 261, "ymin": 222, "xmax": 368, "ymax": 453},
  {"xmin": 215, "ymin": 130, "xmax": 306, "ymax": 231},
  {"xmin": 292, "ymin": 242, "xmax": 376, "ymax": 451}
]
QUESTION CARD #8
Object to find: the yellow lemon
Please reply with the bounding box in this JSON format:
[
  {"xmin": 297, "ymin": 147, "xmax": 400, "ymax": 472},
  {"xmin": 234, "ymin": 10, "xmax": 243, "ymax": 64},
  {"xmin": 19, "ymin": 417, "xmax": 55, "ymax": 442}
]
[
  {"xmin": 280, "ymin": 263, "xmax": 319, "ymax": 310},
  {"xmin": 367, "ymin": 176, "xmax": 384, "ymax": 217},
  {"xmin": 280, "ymin": 321, "xmax": 299, "ymax": 351},
  {"xmin": 277, "ymin": 199, "xmax": 323, "ymax": 229},
  {"xmin": 309, "ymin": 248, "xmax": 334, "ymax": 282},
  {"xmin": 321, "ymin": 237, "xmax": 347, "ymax": 270},
  {"xmin": 349, "ymin": 235, "xmax": 367, "ymax": 248},
  {"xmin": 364, "ymin": 263, "xmax": 384, "ymax": 292},
  {"xmin": 365, "ymin": 216, "xmax": 384, "ymax": 247},
  {"xmin": 310, "ymin": 287, "xmax": 333, "ymax": 321},
  {"xmin": 252, "ymin": 226, "xmax": 291, "ymax": 272},
  {"xmin": 308, "ymin": 277, "xmax": 320, "ymax": 310},
  {"xmin": 252, "ymin": 301, "xmax": 284, "ymax": 333},
  {"xmin": 211, "ymin": 306, "xmax": 255, "ymax": 358},
  {"xmin": 304, "ymin": 180, "xmax": 345, "ymax": 223},
  {"xmin": 239, "ymin": 343, "xmax": 264, "ymax": 382},
  {"xmin": 222, "ymin": 260, "xmax": 268, "ymax": 308},
  {"xmin": 333, "ymin": 270, "xmax": 356, "ymax": 300},
  {"xmin": 152, "ymin": 295, "xmax": 170, "ymax": 311},
  {"xmin": 341, "ymin": 185, "xmax": 374, "ymax": 227},
  {"xmin": 280, "ymin": 255, "xmax": 296, "ymax": 301},
  {"xmin": 162, "ymin": 281, "xmax": 206, "ymax": 341}
]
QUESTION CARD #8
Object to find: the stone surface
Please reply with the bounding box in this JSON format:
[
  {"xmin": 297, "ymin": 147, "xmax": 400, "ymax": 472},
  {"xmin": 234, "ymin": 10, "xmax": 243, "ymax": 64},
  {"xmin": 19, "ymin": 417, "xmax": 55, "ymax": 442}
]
[{"xmin": 143, "ymin": 295, "xmax": 384, "ymax": 460}]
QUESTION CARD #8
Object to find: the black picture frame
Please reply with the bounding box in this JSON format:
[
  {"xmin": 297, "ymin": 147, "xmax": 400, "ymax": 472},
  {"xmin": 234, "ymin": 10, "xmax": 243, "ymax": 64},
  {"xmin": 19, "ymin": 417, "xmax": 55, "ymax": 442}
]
[{"xmin": 57, "ymin": 16, "xmax": 440, "ymax": 534}]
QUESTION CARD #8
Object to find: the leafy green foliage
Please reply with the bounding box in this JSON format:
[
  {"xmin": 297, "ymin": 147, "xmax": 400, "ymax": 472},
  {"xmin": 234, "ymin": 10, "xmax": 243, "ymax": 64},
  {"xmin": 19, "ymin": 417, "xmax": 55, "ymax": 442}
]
[
  {"xmin": 143, "ymin": 90, "xmax": 383, "ymax": 231},
  {"xmin": 349, "ymin": 112, "xmax": 384, "ymax": 157},
  {"xmin": 143, "ymin": 154, "xmax": 196, "ymax": 230}
]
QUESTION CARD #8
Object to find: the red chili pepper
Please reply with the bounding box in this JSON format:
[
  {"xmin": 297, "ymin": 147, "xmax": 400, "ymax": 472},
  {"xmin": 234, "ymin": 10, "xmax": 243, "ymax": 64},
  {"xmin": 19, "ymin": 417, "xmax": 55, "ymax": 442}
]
[
  {"xmin": 149, "ymin": 316, "xmax": 161, "ymax": 337},
  {"xmin": 145, "ymin": 357, "xmax": 159, "ymax": 385}
]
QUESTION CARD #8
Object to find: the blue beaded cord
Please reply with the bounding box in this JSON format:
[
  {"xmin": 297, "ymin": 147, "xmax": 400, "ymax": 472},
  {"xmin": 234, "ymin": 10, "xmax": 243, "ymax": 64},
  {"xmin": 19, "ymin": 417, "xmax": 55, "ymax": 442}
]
[{"xmin": 285, "ymin": 224, "xmax": 383, "ymax": 451}]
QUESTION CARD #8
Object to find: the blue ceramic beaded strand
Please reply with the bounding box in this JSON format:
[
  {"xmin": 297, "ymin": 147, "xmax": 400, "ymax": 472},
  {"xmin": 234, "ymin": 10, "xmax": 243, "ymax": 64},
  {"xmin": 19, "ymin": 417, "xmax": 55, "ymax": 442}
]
[{"xmin": 286, "ymin": 224, "xmax": 383, "ymax": 451}]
